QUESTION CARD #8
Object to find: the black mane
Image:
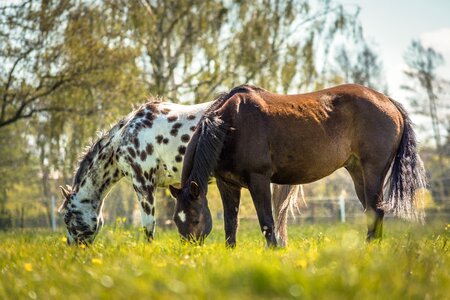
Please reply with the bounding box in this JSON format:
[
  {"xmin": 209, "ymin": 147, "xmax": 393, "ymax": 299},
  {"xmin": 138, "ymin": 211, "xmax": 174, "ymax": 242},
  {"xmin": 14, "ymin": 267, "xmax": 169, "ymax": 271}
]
[
  {"xmin": 182, "ymin": 85, "xmax": 260, "ymax": 191},
  {"xmin": 186, "ymin": 114, "xmax": 228, "ymax": 192}
]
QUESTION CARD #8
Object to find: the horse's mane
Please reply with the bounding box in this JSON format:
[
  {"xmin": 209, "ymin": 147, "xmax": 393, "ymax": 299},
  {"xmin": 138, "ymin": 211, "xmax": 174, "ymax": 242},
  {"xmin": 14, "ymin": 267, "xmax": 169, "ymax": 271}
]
[
  {"xmin": 185, "ymin": 113, "xmax": 228, "ymax": 192},
  {"xmin": 72, "ymin": 117, "xmax": 127, "ymax": 188},
  {"xmin": 183, "ymin": 85, "xmax": 260, "ymax": 191}
]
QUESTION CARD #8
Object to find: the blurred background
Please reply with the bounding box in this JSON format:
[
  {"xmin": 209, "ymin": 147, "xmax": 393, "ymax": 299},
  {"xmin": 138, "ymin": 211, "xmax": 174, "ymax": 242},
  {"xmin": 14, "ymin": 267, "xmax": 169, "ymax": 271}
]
[{"xmin": 0, "ymin": 0, "xmax": 448, "ymax": 231}]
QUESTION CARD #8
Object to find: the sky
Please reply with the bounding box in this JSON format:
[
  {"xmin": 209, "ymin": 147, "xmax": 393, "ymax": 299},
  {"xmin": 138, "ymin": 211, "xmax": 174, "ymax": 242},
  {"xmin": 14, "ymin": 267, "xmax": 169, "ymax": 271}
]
[{"xmin": 339, "ymin": 0, "xmax": 450, "ymax": 100}]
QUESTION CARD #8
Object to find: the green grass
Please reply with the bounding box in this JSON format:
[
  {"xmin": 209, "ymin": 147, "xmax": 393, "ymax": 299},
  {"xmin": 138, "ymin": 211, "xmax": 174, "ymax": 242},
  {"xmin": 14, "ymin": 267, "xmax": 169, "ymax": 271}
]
[{"xmin": 0, "ymin": 220, "xmax": 448, "ymax": 299}]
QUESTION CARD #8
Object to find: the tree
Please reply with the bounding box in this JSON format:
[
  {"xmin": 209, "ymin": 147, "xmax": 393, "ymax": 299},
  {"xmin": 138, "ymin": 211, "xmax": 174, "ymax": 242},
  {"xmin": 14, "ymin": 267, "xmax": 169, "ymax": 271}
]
[
  {"xmin": 126, "ymin": 0, "xmax": 364, "ymax": 102},
  {"xmin": 333, "ymin": 42, "xmax": 384, "ymax": 90},
  {"xmin": 402, "ymin": 40, "xmax": 450, "ymax": 202},
  {"xmin": 0, "ymin": 1, "xmax": 144, "ymax": 129},
  {"xmin": 403, "ymin": 40, "xmax": 447, "ymax": 150},
  {"xmin": 0, "ymin": 1, "xmax": 76, "ymax": 128},
  {"xmin": 0, "ymin": 122, "xmax": 35, "ymax": 229}
]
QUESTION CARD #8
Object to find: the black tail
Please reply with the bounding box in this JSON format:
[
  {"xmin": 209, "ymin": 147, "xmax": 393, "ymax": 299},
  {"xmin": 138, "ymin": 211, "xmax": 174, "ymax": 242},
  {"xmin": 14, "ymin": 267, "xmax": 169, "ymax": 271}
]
[{"xmin": 385, "ymin": 98, "xmax": 427, "ymax": 222}]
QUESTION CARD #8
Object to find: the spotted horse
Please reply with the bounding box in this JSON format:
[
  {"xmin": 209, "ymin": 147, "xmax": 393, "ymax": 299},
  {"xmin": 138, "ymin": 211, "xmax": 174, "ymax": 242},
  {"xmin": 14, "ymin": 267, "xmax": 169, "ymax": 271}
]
[{"xmin": 59, "ymin": 98, "xmax": 301, "ymax": 245}]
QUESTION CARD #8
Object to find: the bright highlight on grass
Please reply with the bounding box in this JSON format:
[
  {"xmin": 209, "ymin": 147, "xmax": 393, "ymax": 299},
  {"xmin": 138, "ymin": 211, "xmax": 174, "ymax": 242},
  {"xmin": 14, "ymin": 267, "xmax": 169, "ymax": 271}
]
[{"xmin": 0, "ymin": 221, "xmax": 448, "ymax": 299}]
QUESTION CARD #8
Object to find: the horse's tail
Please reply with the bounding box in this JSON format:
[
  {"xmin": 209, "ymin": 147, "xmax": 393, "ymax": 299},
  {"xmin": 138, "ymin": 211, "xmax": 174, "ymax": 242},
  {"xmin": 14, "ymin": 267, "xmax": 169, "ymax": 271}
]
[
  {"xmin": 272, "ymin": 184, "xmax": 305, "ymax": 247},
  {"xmin": 384, "ymin": 98, "xmax": 427, "ymax": 222}
]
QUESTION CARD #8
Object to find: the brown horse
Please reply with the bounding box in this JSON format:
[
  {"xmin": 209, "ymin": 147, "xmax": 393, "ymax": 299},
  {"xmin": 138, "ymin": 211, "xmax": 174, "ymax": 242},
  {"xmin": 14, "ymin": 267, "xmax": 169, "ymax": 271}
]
[{"xmin": 169, "ymin": 84, "xmax": 426, "ymax": 247}]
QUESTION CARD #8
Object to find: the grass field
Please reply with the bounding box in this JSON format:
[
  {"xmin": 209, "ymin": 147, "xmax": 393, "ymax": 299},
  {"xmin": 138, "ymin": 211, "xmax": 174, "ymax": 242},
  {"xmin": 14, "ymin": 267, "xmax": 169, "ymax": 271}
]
[{"xmin": 0, "ymin": 219, "xmax": 448, "ymax": 299}]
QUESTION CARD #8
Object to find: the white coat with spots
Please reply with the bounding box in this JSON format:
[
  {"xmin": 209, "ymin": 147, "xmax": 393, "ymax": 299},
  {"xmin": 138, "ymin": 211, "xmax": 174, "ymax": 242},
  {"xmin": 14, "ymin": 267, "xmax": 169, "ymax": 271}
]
[{"xmin": 59, "ymin": 100, "xmax": 210, "ymax": 244}]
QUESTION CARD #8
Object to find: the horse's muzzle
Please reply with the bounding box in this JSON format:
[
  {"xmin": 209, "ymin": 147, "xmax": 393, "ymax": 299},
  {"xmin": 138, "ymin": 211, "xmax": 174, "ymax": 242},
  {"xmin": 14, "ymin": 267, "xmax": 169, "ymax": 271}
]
[{"xmin": 180, "ymin": 234, "xmax": 205, "ymax": 245}]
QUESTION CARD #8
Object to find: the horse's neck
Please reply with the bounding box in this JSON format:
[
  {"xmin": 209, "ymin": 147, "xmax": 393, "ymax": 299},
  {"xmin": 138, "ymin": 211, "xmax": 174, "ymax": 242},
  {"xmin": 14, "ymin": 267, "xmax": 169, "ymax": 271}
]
[{"xmin": 75, "ymin": 138, "xmax": 122, "ymax": 203}]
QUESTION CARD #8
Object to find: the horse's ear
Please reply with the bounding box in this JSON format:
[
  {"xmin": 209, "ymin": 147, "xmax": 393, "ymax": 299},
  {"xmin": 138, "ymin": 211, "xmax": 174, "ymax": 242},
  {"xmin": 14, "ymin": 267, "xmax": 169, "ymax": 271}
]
[
  {"xmin": 189, "ymin": 181, "xmax": 200, "ymax": 199},
  {"xmin": 169, "ymin": 185, "xmax": 181, "ymax": 198},
  {"xmin": 59, "ymin": 185, "xmax": 70, "ymax": 199},
  {"xmin": 58, "ymin": 186, "xmax": 70, "ymax": 213},
  {"xmin": 58, "ymin": 200, "xmax": 68, "ymax": 214}
]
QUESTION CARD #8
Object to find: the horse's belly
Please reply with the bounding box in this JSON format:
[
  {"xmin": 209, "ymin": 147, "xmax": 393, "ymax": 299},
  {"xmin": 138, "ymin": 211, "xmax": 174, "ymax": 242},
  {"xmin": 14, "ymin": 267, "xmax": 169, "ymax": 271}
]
[
  {"xmin": 269, "ymin": 139, "xmax": 352, "ymax": 184},
  {"xmin": 271, "ymin": 163, "xmax": 341, "ymax": 184}
]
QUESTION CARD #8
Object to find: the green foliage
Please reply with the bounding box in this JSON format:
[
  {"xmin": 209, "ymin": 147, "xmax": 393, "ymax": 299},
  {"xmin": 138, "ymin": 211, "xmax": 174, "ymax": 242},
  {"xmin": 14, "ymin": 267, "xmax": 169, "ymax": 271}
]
[
  {"xmin": 0, "ymin": 221, "xmax": 448, "ymax": 299},
  {"xmin": 123, "ymin": 0, "xmax": 364, "ymax": 101},
  {"xmin": 0, "ymin": 122, "xmax": 39, "ymax": 227},
  {"xmin": 0, "ymin": 123, "xmax": 34, "ymax": 194}
]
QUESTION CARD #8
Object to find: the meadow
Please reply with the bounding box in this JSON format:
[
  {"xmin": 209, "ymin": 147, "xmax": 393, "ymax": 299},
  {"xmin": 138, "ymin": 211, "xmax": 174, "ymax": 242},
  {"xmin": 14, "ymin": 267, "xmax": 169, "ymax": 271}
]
[{"xmin": 0, "ymin": 219, "xmax": 448, "ymax": 300}]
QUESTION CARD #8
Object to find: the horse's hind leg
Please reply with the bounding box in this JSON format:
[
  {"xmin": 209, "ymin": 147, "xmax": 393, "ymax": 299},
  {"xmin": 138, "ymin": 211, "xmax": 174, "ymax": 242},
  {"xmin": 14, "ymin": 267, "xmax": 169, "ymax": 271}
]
[
  {"xmin": 361, "ymin": 164, "xmax": 387, "ymax": 241},
  {"xmin": 346, "ymin": 156, "xmax": 386, "ymax": 240},
  {"xmin": 345, "ymin": 158, "xmax": 366, "ymax": 210},
  {"xmin": 247, "ymin": 173, "xmax": 277, "ymax": 247},
  {"xmin": 216, "ymin": 178, "xmax": 241, "ymax": 247}
]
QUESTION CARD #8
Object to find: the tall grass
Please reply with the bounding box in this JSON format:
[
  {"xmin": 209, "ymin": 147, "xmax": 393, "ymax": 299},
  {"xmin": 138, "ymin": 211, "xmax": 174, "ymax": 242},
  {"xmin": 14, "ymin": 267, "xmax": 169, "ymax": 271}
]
[{"xmin": 0, "ymin": 220, "xmax": 448, "ymax": 299}]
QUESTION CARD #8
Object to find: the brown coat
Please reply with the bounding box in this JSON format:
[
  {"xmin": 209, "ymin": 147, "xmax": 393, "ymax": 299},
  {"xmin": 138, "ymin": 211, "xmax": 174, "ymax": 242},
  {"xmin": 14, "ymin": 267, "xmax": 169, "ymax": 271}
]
[{"xmin": 171, "ymin": 84, "xmax": 426, "ymax": 247}]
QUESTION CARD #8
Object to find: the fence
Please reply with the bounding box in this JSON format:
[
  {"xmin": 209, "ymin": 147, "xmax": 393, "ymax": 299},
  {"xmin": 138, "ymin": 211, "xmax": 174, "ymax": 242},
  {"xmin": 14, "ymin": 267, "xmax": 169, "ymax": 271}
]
[
  {"xmin": 225, "ymin": 196, "xmax": 368, "ymax": 224},
  {"xmin": 1, "ymin": 195, "xmax": 449, "ymax": 231},
  {"xmin": 223, "ymin": 197, "xmax": 450, "ymax": 225}
]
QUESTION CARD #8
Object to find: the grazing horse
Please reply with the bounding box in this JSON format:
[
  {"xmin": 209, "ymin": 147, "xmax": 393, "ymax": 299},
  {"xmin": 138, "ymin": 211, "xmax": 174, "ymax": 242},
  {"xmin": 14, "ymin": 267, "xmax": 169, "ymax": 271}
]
[
  {"xmin": 58, "ymin": 98, "xmax": 300, "ymax": 245},
  {"xmin": 170, "ymin": 84, "xmax": 427, "ymax": 247}
]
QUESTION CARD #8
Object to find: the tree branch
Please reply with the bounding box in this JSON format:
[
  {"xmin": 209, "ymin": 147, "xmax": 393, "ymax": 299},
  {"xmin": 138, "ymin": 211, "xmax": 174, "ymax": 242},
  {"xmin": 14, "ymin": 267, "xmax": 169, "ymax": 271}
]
[{"xmin": 0, "ymin": 76, "xmax": 71, "ymax": 128}]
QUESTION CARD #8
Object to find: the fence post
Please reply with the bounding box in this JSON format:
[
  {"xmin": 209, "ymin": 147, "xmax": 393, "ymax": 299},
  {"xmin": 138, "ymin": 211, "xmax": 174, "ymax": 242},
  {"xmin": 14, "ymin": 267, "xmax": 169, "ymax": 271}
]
[
  {"xmin": 20, "ymin": 205, "xmax": 24, "ymax": 228},
  {"xmin": 51, "ymin": 195, "xmax": 56, "ymax": 232},
  {"xmin": 339, "ymin": 193, "xmax": 346, "ymax": 223}
]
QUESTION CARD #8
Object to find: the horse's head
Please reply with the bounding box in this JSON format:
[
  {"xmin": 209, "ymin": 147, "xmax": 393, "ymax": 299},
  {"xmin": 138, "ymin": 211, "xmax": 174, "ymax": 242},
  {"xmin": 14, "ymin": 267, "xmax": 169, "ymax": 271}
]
[
  {"xmin": 59, "ymin": 185, "xmax": 103, "ymax": 245},
  {"xmin": 170, "ymin": 181, "xmax": 212, "ymax": 243}
]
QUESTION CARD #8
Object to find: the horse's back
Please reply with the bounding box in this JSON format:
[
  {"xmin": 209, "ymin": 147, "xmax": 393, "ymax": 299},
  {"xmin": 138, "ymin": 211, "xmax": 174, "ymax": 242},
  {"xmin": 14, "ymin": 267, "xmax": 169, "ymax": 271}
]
[{"xmin": 116, "ymin": 100, "xmax": 211, "ymax": 187}]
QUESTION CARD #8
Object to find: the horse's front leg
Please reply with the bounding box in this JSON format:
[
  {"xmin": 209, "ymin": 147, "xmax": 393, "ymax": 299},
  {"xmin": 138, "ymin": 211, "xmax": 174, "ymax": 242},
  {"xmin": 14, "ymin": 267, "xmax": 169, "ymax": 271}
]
[
  {"xmin": 134, "ymin": 184, "xmax": 156, "ymax": 242},
  {"xmin": 216, "ymin": 178, "xmax": 241, "ymax": 248},
  {"xmin": 247, "ymin": 173, "xmax": 278, "ymax": 247}
]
